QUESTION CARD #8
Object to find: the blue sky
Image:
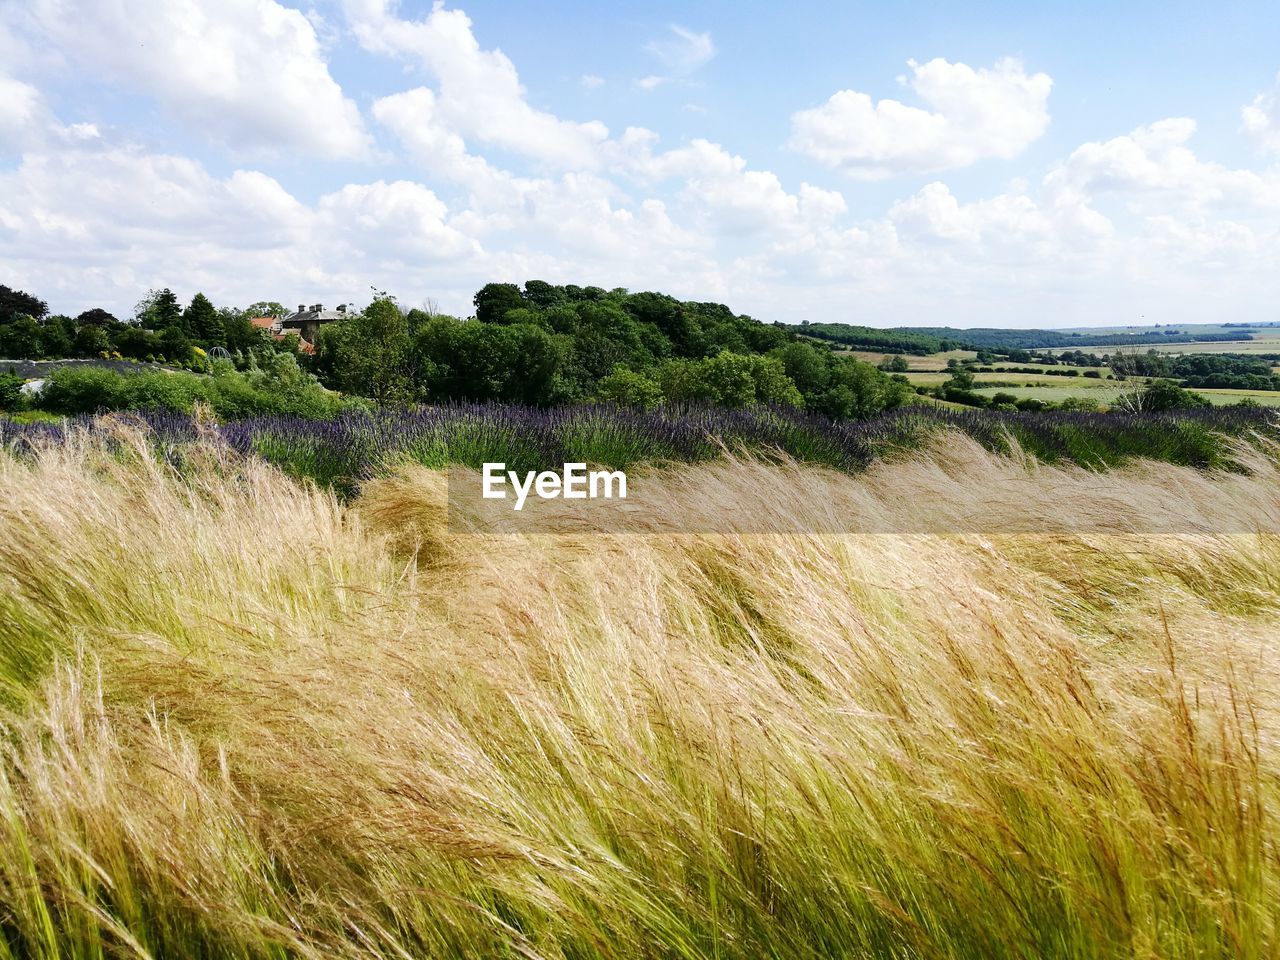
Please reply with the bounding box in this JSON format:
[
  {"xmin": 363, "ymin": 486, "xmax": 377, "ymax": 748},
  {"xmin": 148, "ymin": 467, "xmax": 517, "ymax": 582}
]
[{"xmin": 2, "ymin": 0, "xmax": 1279, "ymax": 326}]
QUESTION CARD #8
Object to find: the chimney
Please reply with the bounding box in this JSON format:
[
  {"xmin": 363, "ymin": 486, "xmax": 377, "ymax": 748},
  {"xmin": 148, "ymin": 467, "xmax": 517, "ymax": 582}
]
[
  {"xmin": 337, "ymin": 304, "xmax": 346, "ymax": 313},
  {"xmin": 315, "ymin": 303, "xmax": 324, "ymax": 312},
  {"xmin": 297, "ymin": 304, "xmax": 305, "ymax": 314}
]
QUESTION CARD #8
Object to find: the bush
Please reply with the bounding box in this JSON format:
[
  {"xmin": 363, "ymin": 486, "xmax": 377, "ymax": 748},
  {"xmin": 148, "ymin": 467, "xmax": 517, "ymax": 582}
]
[
  {"xmin": 39, "ymin": 367, "xmax": 122, "ymax": 414},
  {"xmin": 36, "ymin": 365, "xmax": 343, "ymax": 419},
  {"xmin": 0, "ymin": 373, "xmax": 27, "ymax": 412},
  {"xmin": 595, "ymin": 366, "xmax": 664, "ymax": 408},
  {"xmin": 1139, "ymin": 379, "xmax": 1212, "ymax": 412}
]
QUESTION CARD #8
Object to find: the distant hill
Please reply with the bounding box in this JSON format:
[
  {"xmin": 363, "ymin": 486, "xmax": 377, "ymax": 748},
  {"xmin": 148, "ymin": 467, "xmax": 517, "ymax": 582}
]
[{"xmin": 798, "ymin": 322, "xmax": 1261, "ymax": 353}]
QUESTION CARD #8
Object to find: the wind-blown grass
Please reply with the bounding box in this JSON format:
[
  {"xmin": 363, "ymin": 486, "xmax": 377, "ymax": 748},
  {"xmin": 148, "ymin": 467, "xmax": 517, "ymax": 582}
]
[
  {"xmin": 3, "ymin": 402, "xmax": 1276, "ymax": 495},
  {"xmin": 0, "ymin": 429, "xmax": 1278, "ymax": 957}
]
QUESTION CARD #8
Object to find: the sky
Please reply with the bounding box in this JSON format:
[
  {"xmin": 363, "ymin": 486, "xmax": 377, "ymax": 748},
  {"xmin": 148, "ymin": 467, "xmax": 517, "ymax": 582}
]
[{"xmin": 2, "ymin": 0, "xmax": 1279, "ymax": 327}]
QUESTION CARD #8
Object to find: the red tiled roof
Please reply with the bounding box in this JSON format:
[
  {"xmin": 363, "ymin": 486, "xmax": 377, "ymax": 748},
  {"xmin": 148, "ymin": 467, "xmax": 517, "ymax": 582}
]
[{"xmin": 249, "ymin": 316, "xmax": 276, "ymax": 329}]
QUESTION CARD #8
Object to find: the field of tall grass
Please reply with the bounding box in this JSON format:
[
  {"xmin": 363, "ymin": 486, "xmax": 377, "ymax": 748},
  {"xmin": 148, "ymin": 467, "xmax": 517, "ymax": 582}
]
[{"xmin": 1, "ymin": 425, "xmax": 1279, "ymax": 957}]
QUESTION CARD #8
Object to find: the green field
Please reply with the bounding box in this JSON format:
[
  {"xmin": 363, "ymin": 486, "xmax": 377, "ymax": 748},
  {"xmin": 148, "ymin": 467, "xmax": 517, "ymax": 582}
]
[
  {"xmin": 904, "ymin": 370, "xmax": 1112, "ymax": 388},
  {"xmin": 845, "ymin": 348, "xmax": 978, "ymax": 370},
  {"xmin": 1048, "ymin": 337, "xmax": 1280, "ymax": 357},
  {"xmin": 972, "ymin": 383, "xmax": 1280, "ymax": 407},
  {"xmin": 1050, "ymin": 322, "xmax": 1280, "ymax": 337}
]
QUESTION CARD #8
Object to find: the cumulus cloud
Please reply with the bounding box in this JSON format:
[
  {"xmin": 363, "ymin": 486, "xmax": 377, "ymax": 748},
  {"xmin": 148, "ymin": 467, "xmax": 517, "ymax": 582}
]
[
  {"xmin": 788, "ymin": 57, "xmax": 1052, "ymax": 178},
  {"xmin": 1243, "ymin": 73, "xmax": 1280, "ymax": 154},
  {"xmin": 1046, "ymin": 118, "xmax": 1280, "ymax": 213},
  {"xmin": 20, "ymin": 0, "xmax": 371, "ymax": 160},
  {"xmin": 0, "ymin": 73, "xmax": 46, "ymax": 147},
  {"xmin": 0, "ymin": 68, "xmax": 103, "ymax": 152},
  {"xmin": 0, "ymin": 143, "xmax": 487, "ymax": 313},
  {"xmin": 619, "ymin": 136, "xmax": 836, "ymax": 236},
  {"xmin": 345, "ymin": 0, "xmax": 608, "ymax": 169}
]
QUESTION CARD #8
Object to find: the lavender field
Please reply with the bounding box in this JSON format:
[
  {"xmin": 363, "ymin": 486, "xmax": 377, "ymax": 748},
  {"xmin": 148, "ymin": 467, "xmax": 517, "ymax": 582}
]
[{"xmin": 3, "ymin": 403, "xmax": 1276, "ymax": 494}]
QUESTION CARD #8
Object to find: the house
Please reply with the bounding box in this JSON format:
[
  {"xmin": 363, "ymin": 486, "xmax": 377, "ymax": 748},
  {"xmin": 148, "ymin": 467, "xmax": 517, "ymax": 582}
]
[{"xmin": 280, "ymin": 303, "xmax": 348, "ymax": 344}]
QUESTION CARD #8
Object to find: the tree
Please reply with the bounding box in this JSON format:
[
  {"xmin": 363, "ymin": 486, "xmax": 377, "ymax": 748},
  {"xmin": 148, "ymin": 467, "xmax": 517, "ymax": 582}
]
[
  {"xmin": 319, "ymin": 297, "xmax": 415, "ymax": 404},
  {"xmin": 522, "ymin": 280, "xmax": 564, "ymax": 309},
  {"xmin": 657, "ymin": 353, "xmax": 802, "ymax": 408},
  {"xmin": 473, "ymin": 283, "xmax": 525, "ymax": 324},
  {"xmin": 0, "ymin": 373, "xmax": 25, "ymax": 411},
  {"xmin": 184, "ymin": 293, "xmax": 224, "ymax": 345},
  {"xmin": 244, "ymin": 301, "xmax": 286, "ymax": 318},
  {"xmin": 39, "ymin": 322, "xmax": 72, "ymax": 357},
  {"xmin": 74, "ymin": 324, "xmax": 111, "ymax": 357},
  {"xmin": 815, "ymin": 357, "xmax": 912, "ymax": 418},
  {"xmin": 159, "ymin": 326, "xmax": 192, "ymax": 364},
  {"xmin": 771, "ymin": 342, "xmax": 831, "ymax": 396},
  {"xmin": 410, "ymin": 315, "xmax": 574, "ymax": 405},
  {"xmin": 0, "ymin": 317, "xmax": 44, "ymax": 358},
  {"xmin": 595, "ymin": 366, "xmax": 664, "ymax": 408},
  {"xmin": 114, "ymin": 327, "xmax": 162, "ymax": 360},
  {"xmin": 137, "ymin": 288, "xmax": 183, "ymax": 331},
  {"xmin": 946, "ymin": 366, "xmax": 976, "ymax": 391},
  {"xmin": 1130, "ymin": 379, "xmax": 1211, "ymax": 412},
  {"xmin": 0, "ymin": 285, "xmax": 48, "ymax": 322},
  {"xmin": 75, "ymin": 307, "xmax": 118, "ymax": 327}
]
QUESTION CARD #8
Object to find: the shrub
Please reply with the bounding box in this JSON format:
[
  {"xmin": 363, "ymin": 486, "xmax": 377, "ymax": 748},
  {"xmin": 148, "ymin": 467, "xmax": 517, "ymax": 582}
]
[
  {"xmin": 595, "ymin": 366, "xmax": 664, "ymax": 408},
  {"xmin": 36, "ymin": 365, "xmax": 343, "ymax": 419},
  {"xmin": 0, "ymin": 373, "xmax": 27, "ymax": 412},
  {"xmin": 39, "ymin": 367, "xmax": 123, "ymax": 414}
]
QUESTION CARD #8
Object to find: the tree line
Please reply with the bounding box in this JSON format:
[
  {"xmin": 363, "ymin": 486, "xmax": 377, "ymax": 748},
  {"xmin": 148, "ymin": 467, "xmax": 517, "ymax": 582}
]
[{"xmin": 2, "ymin": 282, "xmax": 915, "ymax": 419}]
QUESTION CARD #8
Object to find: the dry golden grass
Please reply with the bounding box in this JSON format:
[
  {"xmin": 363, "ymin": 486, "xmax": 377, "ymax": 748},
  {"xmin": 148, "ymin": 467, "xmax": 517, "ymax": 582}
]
[{"xmin": 0, "ymin": 429, "xmax": 1278, "ymax": 958}]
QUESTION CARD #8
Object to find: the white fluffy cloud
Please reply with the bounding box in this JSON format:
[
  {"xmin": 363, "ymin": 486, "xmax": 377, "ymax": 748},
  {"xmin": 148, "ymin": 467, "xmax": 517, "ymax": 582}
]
[
  {"xmin": 1242, "ymin": 73, "xmax": 1280, "ymax": 154},
  {"xmin": 0, "ymin": 136, "xmax": 494, "ymax": 312},
  {"xmin": 345, "ymin": 0, "xmax": 608, "ymax": 170},
  {"xmin": 1046, "ymin": 119, "xmax": 1280, "ymax": 214},
  {"xmin": 0, "ymin": 74, "xmax": 42, "ymax": 146},
  {"xmin": 788, "ymin": 57, "xmax": 1052, "ymax": 178},
  {"xmin": 19, "ymin": 0, "xmax": 371, "ymax": 159}
]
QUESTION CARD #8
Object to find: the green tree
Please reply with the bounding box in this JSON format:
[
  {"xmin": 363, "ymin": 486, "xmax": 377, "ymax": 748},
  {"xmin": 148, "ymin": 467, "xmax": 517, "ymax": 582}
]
[
  {"xmin": 522, "ymin": 280, "xmax": 564, "ymax": 309},
  {"xmin": 411, "ymin": 316, "xmax": 573, "ymax": 405},
  {"xmin": 183, "ymin": 293, "xmax": 225, "ymax": 345},
  {"xmin": 0, "ymin": 317, "xmax": 44, "ymax": 358},
  {"xmin": 75, "ymin": 307, "xmax": 118, "ymax": 326},
  {"xmin": 159, "ymin": 326, "xmax": 192, "ymax": 364},
  {"xmin": 1135, "ymin": 379, "xmax": 1211, "ymax": 411},
  {"xmin": 74, "ymin": 324, "xmax": 111, "ymax": 357},
  {"xmin": 658, "ymin": 353, "xmax": 802, "ymax": 408},
  {"xmin": 595, "ymin": 366, "xmax": 664, "ymax": 408},
  {"xmin": 812, "ymin": 357, "xmax": 912, "ymax": 418},
  {"xmin": 113, "ymin": 327, "xmax": 162, "ymax": 360},
  {"xmin": 771, "ymin": 342, "xmax": 831, "ymax": 396},
  {"xmin": 0, "ymin": 372, "xmax": 25, "ymax": 411},
  {"xmin": 244, "ymin": 301, "xmax": 286, "ymax": 318},
  {"xmin": 0, "ymin": 285, "xmax": 48, "ymax": 321},
  {"xmin": 946, "ymin": 365, "xmax": 976, "ymax": 391},
  {"xmin": 136, "ymin": 288, "xmax": 183, "ymax": 332},
  {"xmin": 322, "ymin": 297, "xmax": 415, "ymax": 404},
  {"xmin": 473, "ymin": 283, "xmax": 525, "ymax": 324}
]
